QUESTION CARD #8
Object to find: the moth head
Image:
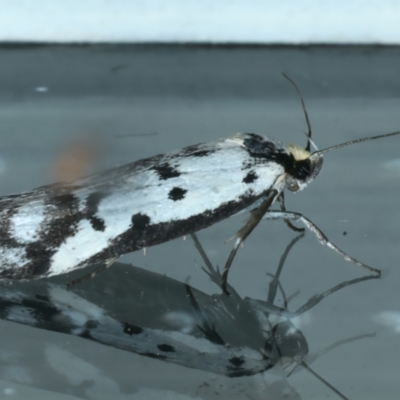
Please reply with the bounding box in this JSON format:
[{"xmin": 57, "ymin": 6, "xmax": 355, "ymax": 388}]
[
  {"xmin": 266, "ymin": 322, "xmax": 308, "ymax": 365},
  {"xmin": 285, "ymin": 144, "xmax": 323, "ymax": 192},
  {"xmin": 282, "ymin": 72, "xmax": 400, "ymax": 193},
  {"xmin": 280, "ymin": 74, "xmax": 323, "ymax": 192}
]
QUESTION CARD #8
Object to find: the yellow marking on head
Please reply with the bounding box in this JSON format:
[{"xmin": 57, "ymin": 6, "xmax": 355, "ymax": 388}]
[{"xmin": 287, "ymin": 144, "xmax": 310, "ymax": 161}]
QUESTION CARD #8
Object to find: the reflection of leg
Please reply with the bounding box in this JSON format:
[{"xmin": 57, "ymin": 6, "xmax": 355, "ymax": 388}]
[
  {"xmin": 184, "ymin": 283, "xmax": 225, "ymax": 345},
  {"xmin": 67, "ymin": 257, "xmax": 117, "ymax": 287},
  {"xmin": 263, "ymin": 210, "xmax": 381, "ymax": 276},
  {"xmin": 293, "ymin": 274, "xmax": 379, "ymax": 316},
  {"xmin": 190, "ymin": 233, "xmax": 219, "ymax": 281},
  {"xmin": 266, "ymin": 232, "xmax": 305, "ymax": 307},
  {"xmin": 251, "ymin": 271, "xmax": 379, "ymax": 319},
  {"xmin": 221, "ymin": 190, "xmax": 278, "ymax": 295}
]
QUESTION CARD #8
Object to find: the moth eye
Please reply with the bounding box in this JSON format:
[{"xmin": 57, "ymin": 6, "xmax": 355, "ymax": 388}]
[{"xmin": 287, "ymin": 182, "xmax": 299, "ymax": 192}]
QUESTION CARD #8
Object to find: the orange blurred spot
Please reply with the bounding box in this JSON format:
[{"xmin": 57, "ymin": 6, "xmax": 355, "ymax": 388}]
[{"xmin": 52, "ymin": 135, "xmax": 105, "ymax": 183}]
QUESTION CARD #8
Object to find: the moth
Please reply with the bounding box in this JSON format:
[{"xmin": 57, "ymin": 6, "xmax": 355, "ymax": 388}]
[
  {"xmin": 0, "ymin": 75, "xmax": 399, "ymax": 291},
  {"xmin": 0, "ymin": 233, "xmax": 375, "ymax": 399}
]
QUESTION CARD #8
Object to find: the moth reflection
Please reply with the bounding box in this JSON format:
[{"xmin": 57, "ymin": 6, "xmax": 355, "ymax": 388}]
[{"xmin": 0, "ymin": 233, "xmax": 376, "ymax": 400}]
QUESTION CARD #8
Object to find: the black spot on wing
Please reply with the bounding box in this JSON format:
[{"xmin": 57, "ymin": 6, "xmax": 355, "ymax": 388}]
[
  {"xmin": 85, "ymin": 320, "xmax": 99, "ymax": 330},
  {"xmin": 131, "ymin": 213, "xmax": 151, "ymax": 231},
  {"xmin": 229, "ymin": 356, "xmax": 245, "ymax": 367},
  {"xmin": 89, "ymin": 216, "xmax": 106, "ymax": 232},
  {"xmin": 21, "ymin": 297, "xmax": 67, "ymax": 327},
  {"xmin": 157, "ymin": 344, "xmax": 176, "ymax": 352},
  {"xmin": 40, "ymin": 225, "xmax": 82, "ymax": 274},
  {"xmin": 86, "ymin": 189, "xmax": 267, "ymax": 264},
  {"xmin": 190, "ymin": 149, "xmax": 213, "ymax": 157},
  {"xmin": 122, "ymin": 322, "xmax": 143, "ymax": 335},
  {"xmin": 0, "ymin": 294, "xmax": 89, "ymax": 338},
  {"xmin": 242, "ymin": 133, "xmax": 285, "ymax": 160},
  {"xmin": 26, "ymin": 193, "xmax": 85, "ymax": 277},
  {"xmin": 0, "ymin": 191, "xmax": 85, "ymax": 279},
  {"xmin": 25, "ymin": 243, "xmax": 53, "ymax": 274},
  {"xmin": 152, "ymin": 163, "xmax": 181, "ymax": 180},
  {"xmin": 227, "ymin": 368, "xmax": 265, "ymax": 378},
  {"xmin": 226, "ymin": 354, "xmax": 273, "ymax": 377},
  {"xmin": 243, "ymin": 171, "xmax": 258, "ymax": 184},
  {"xmin": 85, "ymin": 191, "xmax": 109, "ymax": 232},
  {"xmin": 241, "ymin": 161, "xmax": 253, "ymax": 170},
  {"xmin": 79, "ymin": 330, "xmax": 93, "ymax": 339},
  {"xmin": 168, "ymin": 187, "xmax": 187, "ymax": 201}
]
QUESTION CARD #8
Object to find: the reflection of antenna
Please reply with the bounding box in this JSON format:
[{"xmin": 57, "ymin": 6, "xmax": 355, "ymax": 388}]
[
  {"xmin": 286, "ymin": 333, "xmax": 375, "ymax": 400},
  {"xmin": 299, "ymin": 360, "xmax": 349, "ymax": 400}
]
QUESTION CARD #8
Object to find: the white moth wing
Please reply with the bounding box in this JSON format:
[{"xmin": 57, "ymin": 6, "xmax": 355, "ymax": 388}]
[
  {"xmin": 0, "ymin": 134, "xmax": 287, "ymax": 278},
  {"xmin": 49, "ymin": 148, "xmax": 285, "ymax": 274}
]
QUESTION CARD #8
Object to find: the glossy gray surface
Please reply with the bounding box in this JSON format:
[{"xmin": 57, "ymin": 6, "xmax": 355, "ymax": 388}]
[{"xmin": 0, "ymin": 45, "xmax": 399, "ymax": 399}]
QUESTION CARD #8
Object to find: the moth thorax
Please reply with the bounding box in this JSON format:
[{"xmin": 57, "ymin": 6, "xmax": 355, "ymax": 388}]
[{"xmin": 287, "ymin": 144, "xmax": 311, "ymax": 161}]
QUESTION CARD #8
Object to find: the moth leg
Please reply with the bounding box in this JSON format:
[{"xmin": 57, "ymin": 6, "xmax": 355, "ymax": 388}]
[
  {"xmin": 191, "ymin": 232, "xmax": 241, "ymax": 299},
  {"xmin": 221, "ymin": 190, "xmax": 278, "ymax": 295},
  {"xmin": 67, "ymin": 257, "xmax": 117, "ymax": 287},
  {"xmin": 277, "ymin": 192, "xmax": 304, "ymax": 233},
  {"xmin": 262, "ymin": 211, "xmax": 381, "ymax": 276}
]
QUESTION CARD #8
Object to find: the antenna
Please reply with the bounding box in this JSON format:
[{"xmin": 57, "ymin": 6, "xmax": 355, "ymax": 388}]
[
  {"xmin": 313, "ymin": 130, "xmax": 400, "ymax": 156},
  {"xmin": 282, "ymin": 73, "xmax": 312, "ymax": 152}
]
